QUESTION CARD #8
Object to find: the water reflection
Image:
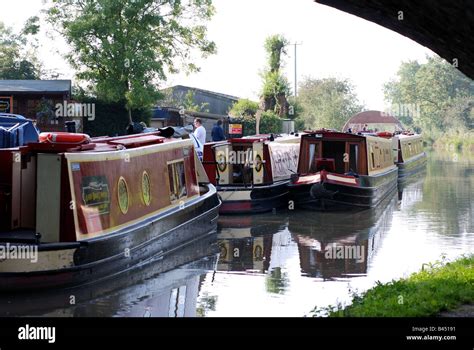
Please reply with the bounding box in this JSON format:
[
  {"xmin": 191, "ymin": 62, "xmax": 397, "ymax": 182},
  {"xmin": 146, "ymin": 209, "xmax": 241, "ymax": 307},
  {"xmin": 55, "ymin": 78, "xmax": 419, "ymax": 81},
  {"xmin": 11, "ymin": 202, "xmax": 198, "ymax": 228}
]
[
  {"xmin": 289, "ymin": 193, "xmax": 397, "ymax": 280},
  {"xmin": 200, "ymin": 151, "xmax": 473, "ymax": 316},
  {"xmin": 415, "ymin": 151, "xmax": 472, "ymax": 236},
  {"xmin": 215, "ymin": 193, "xmax": 399, "ymax": 281},
  {"xmin": 216, "ymin": 215, "xmax": 285, "ymax": 273},
  {"xmin": 0, "ymin": 233, "xmax": 219, "ymax": 317}
]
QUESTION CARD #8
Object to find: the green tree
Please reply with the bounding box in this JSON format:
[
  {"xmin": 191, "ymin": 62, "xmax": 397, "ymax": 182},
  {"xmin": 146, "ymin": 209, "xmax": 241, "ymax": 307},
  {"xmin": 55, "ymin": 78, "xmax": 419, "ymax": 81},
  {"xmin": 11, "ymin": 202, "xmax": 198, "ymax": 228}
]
[
  {"xmin": 229, "ymin": 98, "xmax": 259, "ymax": 118},
  {"xmin": 47, "ymin": 0, "xmax": 216, "ymax": 123},
  {"xmin": 0, "ymin": 20, "xmax": 41, "ymax": 79},
  {"xmin": 260, "ymin": 35, "xmax": 291, "ymax": 117},
  {"xmin": 298, "ymin": 77, "xmax": 363, "ymax": 130},
  {"xmin": 384, "ymin": 56, "xmax": 474, "ymax": 131}
]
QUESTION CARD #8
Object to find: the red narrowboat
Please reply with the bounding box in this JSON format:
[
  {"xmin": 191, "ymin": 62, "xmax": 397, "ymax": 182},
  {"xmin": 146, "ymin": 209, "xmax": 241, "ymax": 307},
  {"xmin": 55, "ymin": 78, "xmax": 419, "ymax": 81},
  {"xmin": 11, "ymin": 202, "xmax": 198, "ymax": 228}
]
[
  {"xmin": 202, "ymin": 134, "xmax": 301, "ymax": 214},
  {"xmin": 288, "ymin": 130, "xmax": 398, "ymax": 210},
  {"xmin": 0, "ymin": 119, "xmax": 220, "ymax": 290}
]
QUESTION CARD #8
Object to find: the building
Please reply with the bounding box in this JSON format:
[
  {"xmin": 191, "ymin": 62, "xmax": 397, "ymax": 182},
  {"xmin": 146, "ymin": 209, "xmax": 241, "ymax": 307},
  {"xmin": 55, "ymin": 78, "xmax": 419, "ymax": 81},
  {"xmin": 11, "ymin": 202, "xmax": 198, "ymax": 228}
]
[
  {"xmin": 342, "ymin": 110, "xmax": 404, "ymax": 133},
  {"xmin": 153, "ymin": 85, "xmax": 240, "ymax": 141},
  {"xmin": 0, "ymin": 80, "xmax": 71, "ymax": 117},
  {"xmin": 163, "ymin": 85, "xmax": 239, "ymax": 116},
  {"xmin": 0, "ymin": 80, "xmax": 81, "ymax": 132}
]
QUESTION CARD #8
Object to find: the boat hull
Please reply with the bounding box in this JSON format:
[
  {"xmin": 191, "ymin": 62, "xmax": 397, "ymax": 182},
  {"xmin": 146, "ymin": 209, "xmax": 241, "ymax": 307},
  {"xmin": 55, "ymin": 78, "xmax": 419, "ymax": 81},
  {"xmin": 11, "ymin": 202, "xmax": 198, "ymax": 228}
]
[
  {"xmin": 0, "ymin": 184, "xmax": 220, "ymax": 291},
  {"xmin": 397, "ymin": 152, "xmax": 427, "ymax": 181},
  {"xmin": 217, "ymin": 181, "xmax": 289, "ymax": 214},
  {"xmin": 289, "ymin": 168, "xmax": 398, "ymax": 210}
]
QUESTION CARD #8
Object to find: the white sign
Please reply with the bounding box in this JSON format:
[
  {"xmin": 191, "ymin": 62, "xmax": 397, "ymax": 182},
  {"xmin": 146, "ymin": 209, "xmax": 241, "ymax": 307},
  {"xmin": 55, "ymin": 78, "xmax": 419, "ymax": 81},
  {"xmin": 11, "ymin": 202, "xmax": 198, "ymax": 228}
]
[{"xmin": 268, "ymin": 143, "xmax": 300, "ymax": 182}]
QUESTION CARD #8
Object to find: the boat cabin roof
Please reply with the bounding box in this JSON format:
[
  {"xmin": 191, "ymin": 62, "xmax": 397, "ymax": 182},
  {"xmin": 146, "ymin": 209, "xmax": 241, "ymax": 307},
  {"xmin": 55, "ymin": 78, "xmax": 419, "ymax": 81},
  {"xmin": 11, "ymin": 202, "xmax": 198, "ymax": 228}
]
[
  {"xmin": 23, "ymin": 132, "xmax": 183, "ymax": 154},
  {"xmin": 227, "ymin": 133, "xmax": 302, "ymax": 144},
  {"xmin": 302, "ymin": 130, "xmax": 366, "ymax": 141},
  {"xmin": 395, "ymin": 133, "xmax": 422, "ymax": 141}
]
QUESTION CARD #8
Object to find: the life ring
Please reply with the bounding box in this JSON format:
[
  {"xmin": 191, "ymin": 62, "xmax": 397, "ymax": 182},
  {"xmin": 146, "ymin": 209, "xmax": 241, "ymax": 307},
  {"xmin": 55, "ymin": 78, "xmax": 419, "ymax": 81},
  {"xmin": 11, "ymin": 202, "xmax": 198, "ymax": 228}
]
[
  {"xmin": 376, "ymin": 131, "xmax": 393, "ymax": 138},
  {"xmin": 39, "ymin": 132, "xmax": 90, "ymax": 144}
]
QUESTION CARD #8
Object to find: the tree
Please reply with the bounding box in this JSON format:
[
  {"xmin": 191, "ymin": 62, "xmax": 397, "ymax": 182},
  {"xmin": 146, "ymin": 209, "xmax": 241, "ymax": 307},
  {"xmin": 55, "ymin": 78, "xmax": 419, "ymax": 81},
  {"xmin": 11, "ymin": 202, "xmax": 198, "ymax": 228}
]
[
  {"xmin": 47, "ymin": 0, "xmax": 216, "ymax": 123},
  {"xmin": 298, "ymin": 77, "xmax": 363, "ymax": 130},
  {"xmin": 384, "ymin": 56, "xmax": 474, "ymax": 131},
  {"xmin": 0, "ymin": 20, "xmax": 41, "ymax": 79},
  {"xmin": 260, "ymin": 35, "xmax": 291, "ymax": 117},
  {"xmin": 229, "ymin": 98, "xmax": 259, "ymax": 118}
]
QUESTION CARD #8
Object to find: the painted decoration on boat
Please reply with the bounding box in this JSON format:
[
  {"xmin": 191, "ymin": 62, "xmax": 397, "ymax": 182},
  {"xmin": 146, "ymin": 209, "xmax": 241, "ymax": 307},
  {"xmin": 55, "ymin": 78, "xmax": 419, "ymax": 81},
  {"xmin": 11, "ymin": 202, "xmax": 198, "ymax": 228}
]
[
  {"xmin": 268, "ymin": 142, "xmax": 300, "ymax": 182},
  {"xmin": 252, "ymin": 142, "xmax": 264, "ymax": 184},
  {"xmin": 80, "ymin": 176, "xmax": 110, "ymax": 216}
]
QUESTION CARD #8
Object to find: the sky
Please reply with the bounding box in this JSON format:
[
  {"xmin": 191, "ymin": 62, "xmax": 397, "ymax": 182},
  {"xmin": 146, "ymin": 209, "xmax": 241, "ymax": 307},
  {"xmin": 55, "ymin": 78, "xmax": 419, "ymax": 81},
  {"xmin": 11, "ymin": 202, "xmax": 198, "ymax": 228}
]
[{"xmin": 1, "ymin": 0, "xmax": 435, "ymax": 110}]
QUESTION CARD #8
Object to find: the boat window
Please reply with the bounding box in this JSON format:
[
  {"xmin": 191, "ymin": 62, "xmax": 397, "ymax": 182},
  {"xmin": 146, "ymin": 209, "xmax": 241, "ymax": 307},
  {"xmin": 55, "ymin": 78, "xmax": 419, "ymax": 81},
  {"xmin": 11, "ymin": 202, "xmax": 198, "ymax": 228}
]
[
  {"xmin": 349, "ymin": 144, "xmax": 358, "ymax": 172},
  {"xmin": 308, "ymin": 142, "xmax": 321, "ymax": 172},
  {"xmin": 118, "ymin": 176, "xmax": 130, "ymax": 214},
  {"xmin": 168, "ymin": 160, "xmax": 187, "ymax": 202},
  {"xmin": 142, "ymin": 171, "xmax": 151, "ymax": 206},
  {"xmin": 321, "ymin": 141, "xmax": 345, "ymax": 173},
  {"xmin": 370, "ymin": 145, "xmax": 376, "ymax": 169}
]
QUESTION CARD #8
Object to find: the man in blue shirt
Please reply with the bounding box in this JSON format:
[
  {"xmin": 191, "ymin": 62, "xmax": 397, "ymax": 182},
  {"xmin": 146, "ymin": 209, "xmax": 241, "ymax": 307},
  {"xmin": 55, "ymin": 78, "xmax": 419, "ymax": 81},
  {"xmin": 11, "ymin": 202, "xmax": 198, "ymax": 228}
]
[{"xmin": 211, "ymin": 119, "xmax": 225, "ymax": 141}]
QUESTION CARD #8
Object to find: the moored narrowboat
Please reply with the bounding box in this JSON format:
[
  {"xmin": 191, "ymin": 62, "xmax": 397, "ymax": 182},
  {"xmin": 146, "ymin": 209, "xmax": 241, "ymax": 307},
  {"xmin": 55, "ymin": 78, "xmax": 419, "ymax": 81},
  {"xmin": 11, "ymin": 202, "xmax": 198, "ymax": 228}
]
[
  {"xmin": 288, "ymin": 130, "xmax": 398, "ymax": 210},
  {"xmin": 202, "ymin": 134, "xmax": 301, "ymax": 214},
  {"xmin": 0, "ymin": 115, "xmax": 220, "ymax": 291},
  {"xmin": 392, "ymin": 133, "xmax": 427, "ymax": 180}
]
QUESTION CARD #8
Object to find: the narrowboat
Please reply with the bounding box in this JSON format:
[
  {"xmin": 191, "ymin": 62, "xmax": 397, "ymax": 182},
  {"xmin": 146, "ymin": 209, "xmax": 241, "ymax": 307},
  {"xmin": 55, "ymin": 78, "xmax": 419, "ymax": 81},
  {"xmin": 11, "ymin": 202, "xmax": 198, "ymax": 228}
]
[
  {"xmin": 288, "ymin": 130, "xmax": 398, "ymax": 210},
  {"xmin": 392, "ymin": 133, "xmax": 427, "ymax": 180},
  {"xmin": 202, "ymin": 134, "xmax": 301, "ymax": 214},
  {"xmin": 0, "ymin": 114, "xmax": 220, "ymax": 290}
]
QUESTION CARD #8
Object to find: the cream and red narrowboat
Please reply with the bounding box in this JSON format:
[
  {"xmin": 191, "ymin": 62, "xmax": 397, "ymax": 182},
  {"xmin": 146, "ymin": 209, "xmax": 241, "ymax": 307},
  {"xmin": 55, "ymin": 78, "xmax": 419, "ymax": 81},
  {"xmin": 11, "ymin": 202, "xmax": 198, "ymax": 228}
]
[
  {"xmin": 202, "ymin": 134, "xmax": 301, "ymax": 214},
  {"xmin": 288, "ymin": 130, "xmax": 398, "ymax": 210},
  {"xmin": 392, "ymin": 133, "xmax": 427, "ymax": 180},
  {"xmin": 0, "ymin": 119, "xmax": 220, "ymax": 290}
]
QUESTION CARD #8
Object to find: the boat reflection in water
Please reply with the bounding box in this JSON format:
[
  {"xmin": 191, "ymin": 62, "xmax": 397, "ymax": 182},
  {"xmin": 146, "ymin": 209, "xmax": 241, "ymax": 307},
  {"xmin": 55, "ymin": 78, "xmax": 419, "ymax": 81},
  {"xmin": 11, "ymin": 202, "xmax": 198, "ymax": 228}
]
[
  {"xmin": 215, "ymin": 191, "xmax": 399, "ymax": 281},
  {"xmin": 216, "ymin": 214, "xmax": 287, "ymax": 273},
  {"xmin": 0, "ymin": 233, "xmax": 219, "ymax": 317},
  {"xmin": 289, "ymin": 192, "xmax": 398, "ymax": 280}
]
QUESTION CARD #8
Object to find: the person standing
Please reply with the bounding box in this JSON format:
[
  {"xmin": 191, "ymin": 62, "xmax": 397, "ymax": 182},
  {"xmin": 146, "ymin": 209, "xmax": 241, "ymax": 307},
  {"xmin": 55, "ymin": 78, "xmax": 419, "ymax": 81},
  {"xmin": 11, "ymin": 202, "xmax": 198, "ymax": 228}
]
[
  {"xmin": 193, "ymin": 118, "xmax": 206, "ymax": 146},
  {"xmin": 211, "ymin": 119, "xmax": 225, "ymax": 141}
]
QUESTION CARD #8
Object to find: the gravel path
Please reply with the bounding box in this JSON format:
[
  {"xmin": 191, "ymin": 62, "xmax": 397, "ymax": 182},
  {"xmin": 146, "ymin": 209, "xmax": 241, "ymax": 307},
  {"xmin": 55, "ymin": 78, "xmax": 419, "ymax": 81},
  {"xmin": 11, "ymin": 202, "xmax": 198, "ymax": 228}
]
[{"xmin": 438, "ymin": 304, "xmax": 474, "ymax": 317}]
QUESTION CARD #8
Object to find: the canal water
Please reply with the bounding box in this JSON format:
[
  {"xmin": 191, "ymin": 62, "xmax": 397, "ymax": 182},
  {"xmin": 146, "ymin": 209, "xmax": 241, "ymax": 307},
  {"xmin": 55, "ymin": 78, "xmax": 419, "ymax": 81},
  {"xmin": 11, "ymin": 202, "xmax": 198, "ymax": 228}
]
[{"xmin": 2, "ymin": 150, "xmax": 472, "ymax": 317}]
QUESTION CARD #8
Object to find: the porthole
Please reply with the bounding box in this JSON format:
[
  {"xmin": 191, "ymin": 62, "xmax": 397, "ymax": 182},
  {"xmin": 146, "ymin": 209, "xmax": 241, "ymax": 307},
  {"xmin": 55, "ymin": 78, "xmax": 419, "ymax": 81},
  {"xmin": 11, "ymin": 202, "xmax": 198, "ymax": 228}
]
[
  {"xmin": 142, "ymin": 171, "xmax": 151, "ymax": 206},
  {"xmin": 118, "ymin": 176, "xmax": 129, "ymax": 214}
]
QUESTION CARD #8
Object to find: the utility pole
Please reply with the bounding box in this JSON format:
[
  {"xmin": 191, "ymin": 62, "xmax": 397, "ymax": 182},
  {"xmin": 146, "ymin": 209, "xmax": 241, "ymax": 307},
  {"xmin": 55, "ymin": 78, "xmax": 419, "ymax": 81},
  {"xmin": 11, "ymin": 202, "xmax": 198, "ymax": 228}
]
[{"xmin": 293, "ymin": 42, "xmax": 302, "ymax": 97}]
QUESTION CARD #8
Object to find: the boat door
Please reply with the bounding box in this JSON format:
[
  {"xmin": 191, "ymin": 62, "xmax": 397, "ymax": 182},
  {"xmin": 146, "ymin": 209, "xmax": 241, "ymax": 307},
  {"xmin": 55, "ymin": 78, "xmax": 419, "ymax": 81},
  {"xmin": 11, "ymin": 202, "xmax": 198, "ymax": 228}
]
[
  {"xmin": 300, "ymin": 139, "xmax": 322, "ymax": 174},
  {"xmin": 345, "ymin": 142, "xmax": 361, "ymax": 174},
  {"xmin": 252, "ymin": 142, "xmax": 264, "ymax": 185},
  {"xmin": 215, "ymin": 143, "xmax": 232, "ymax": 185}
]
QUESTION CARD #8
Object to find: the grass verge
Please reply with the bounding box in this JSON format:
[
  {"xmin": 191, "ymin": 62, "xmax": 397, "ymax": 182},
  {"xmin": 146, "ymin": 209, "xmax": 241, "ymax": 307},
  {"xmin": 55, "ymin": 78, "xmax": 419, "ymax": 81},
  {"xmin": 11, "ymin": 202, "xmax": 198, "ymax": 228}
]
[{"xmin": 312, "ymin": 255, "xmax": 474, "ymax": 317}]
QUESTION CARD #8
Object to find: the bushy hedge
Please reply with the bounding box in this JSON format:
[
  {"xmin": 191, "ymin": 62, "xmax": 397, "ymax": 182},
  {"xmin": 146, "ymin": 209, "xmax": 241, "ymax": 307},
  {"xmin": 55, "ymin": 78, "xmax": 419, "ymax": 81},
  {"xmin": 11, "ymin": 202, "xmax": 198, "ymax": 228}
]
[
  {"xmin": 237, "ymin": 111, "xmax": 282, "ymax": 136},
  {"xmin": 81, "ymin": 98, "xmax": 151, "ymax": 137}
]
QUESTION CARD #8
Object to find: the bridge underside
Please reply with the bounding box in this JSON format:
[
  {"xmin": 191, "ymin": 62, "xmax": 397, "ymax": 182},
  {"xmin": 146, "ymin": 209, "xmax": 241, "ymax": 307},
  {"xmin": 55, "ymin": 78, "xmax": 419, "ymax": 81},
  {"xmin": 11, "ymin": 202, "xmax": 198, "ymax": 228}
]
[{"xmin": 315, "ymin": 0, "xmax": 474, "ymax": 80}]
